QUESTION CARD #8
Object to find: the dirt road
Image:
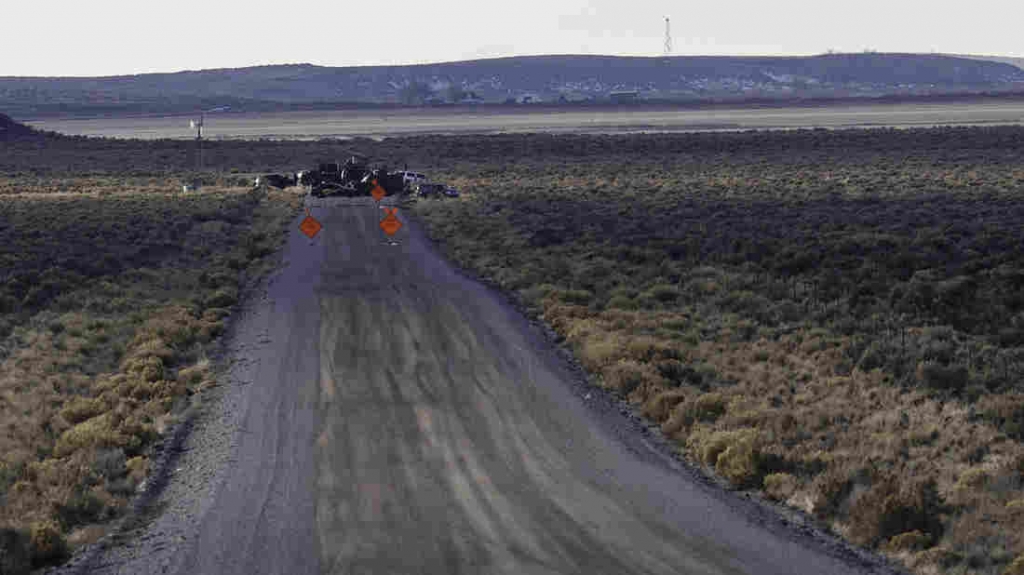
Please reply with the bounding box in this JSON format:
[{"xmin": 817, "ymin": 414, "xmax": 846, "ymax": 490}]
[{"xmin": 60, "ymin": 197, "xmax": 902, "ymax": 575}]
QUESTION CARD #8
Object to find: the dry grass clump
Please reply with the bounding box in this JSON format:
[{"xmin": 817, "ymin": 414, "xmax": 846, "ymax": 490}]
[
  {"xmin": 763, "ymin": 472, "xmax": 800, "ymax": 502},
  {"xmin": 686, "ymin": 427, "xmax": 763, "ymax": 488}
]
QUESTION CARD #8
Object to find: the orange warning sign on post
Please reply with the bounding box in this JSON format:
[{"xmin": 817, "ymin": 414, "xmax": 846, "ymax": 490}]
[
  {"xmin": 379, "ymin": 207, "xmax": 402, "ymax": 236},
  {"xmin": 370, "ymin": 179, "xmax": 386, "ymax": 202},
  {"xmin": 300, "ymin": 209, "xmax": 322, "ymax": 239}
]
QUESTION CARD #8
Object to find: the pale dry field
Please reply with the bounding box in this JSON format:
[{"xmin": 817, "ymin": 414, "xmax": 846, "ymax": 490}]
[{"xmin": 25, "ymin": 101, "xmax": 1024, "ymax": 140}]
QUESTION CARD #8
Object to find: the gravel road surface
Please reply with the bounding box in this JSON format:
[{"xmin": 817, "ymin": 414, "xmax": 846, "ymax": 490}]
[{"xmin": 54, "ymin": 196, "xmax": 906, "ymax": 575}]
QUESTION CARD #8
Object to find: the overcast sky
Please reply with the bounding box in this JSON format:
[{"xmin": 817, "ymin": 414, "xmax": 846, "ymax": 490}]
[{"xmin": 3, "ymin": 0, "xmax": 1022, "ymax": 76}]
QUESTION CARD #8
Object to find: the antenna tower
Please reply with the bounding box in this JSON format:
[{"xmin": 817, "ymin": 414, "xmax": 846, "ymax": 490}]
[{"xmin": 664, "ymin": 17, "xmax": 672, "ymax": 56}]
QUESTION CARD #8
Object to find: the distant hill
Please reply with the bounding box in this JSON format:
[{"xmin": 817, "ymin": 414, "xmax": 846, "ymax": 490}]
[
  {"xmin": 4, "ymin": 53, "xmax": 1024, "ymax": 118},
  {"xmin": 0, "ymin": 113, "xmax": 37, "ymax": 140},
  {"xmin": 953, "ymin": 54, "xmax": 1024, "ymax": 71}
]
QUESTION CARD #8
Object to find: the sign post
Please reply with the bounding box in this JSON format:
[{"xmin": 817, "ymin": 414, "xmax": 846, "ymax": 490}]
[
  {"xmin": 379, "ymin": 206, "xmax": 402, "ymax": 246},
  {"xmin": 299, "ymin": 208, "xmax": 322, "ymax": 240}
]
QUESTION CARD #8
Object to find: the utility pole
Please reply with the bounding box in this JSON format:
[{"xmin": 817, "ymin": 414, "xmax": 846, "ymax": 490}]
[
  {"xmin": 664, "ymin": 17, "xmax": 672, "ymax": 56},
  {"xmin": 189, "ymin": 106, "xmax": 229, "ymax": 188}
]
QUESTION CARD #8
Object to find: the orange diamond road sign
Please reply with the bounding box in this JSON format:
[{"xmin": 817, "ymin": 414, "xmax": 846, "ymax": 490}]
[
  {"xmin": 299, "ymin": 210, "xmax": 322, "ymax": 239},
  {"xmin": 379, "ymin": 207, "xmax": 402, "ymax": 236},
  {"xmin": 370, "ymin": 179, "xmax": 386, "ymax": 202}
]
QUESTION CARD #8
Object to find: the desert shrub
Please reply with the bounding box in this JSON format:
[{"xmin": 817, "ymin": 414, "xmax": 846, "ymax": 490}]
[
  {"xmin": 579, "ymin": 335, "xmax": 624, "ymax": 371},
  {"xmin": 691, "ymin": 393, "xmax": 728, "ymax": 423},
  {"xmin": 908, "ymin": 426, "xmax": 940, "ymax": 447},
  {"xmin": 606, "ymin": 295, "xmax": 638, "ymax": 310},
  {"xmin": 911, "ymin": 547, "xmax": 962, "ymax": 571},
  {"xmin": 176, "ymin": 360, "xmax": 211, "ymax": 387},
  {"xmin": 639, "ymin": 284, "xmax": 680, "ymax": 307},
  {"xmin": 125, "ymin": 456, "xmax": 148, "ymax": 484},
  {"xmin": 716, "ymin": 435, "xmax": 762, "ymax": 487},
  {"xmin": 205, "ymin": 287, "xmax": 238, "ymax": 309},
  {"xmin": 691, "ymin": 428, "xmax": 762, "ymax": 488},
  {"xmin": 915, "ymin": 360, "xmax": 969, "ymax": 392},
  {"xmin": 91, "ymin": 448, "xmax": 126, "ymax": 481},
  {"xmin": 0, "ymin": 527, "xmax": 31, "ymax": 575},
  {"xmin": 601, "ymin": 359, "xmax": 663, "ymax": 395},
  {"xmin": 58, "ymin": 397, "xmax": 106, "ymax": 425},
  {"xmin": 811, "ymin": 465, "xmax": 854, "ymax": 519},
  {"xmin": 642, "ymin": 389, "xmax": 688, "ymax": 422},
  {"xmin": 54, "ymin": 488, "xmax": 107, "ymax": 528},
  {"xmin": 28, "ymin": 521, "xmax": 68, "ymax": 568},
  {"xmin": 663, "ymin": 393, "xmax": 729, "ymax": 435},
  {"xmin": 763, "ymin": 472, "xmax": 799, "ymax": 501},
  {"xmin": 847, "ymin": 475, "xmax": 945, "ymax": 547},
  {"xmin": 553, "ymin": 288, "xmax": 593, "ymax": 306},
  {"xmin": 54, "ymin": 414, "xmax": 125, "ymax": 457},
  {"xmin": 624, "ymin": 336, "xmax": 670, "ymax": 362},
  {"xmin": 856, "ymin": 341, "xmax": 887, "ymax": 372},
  {"xmin": 884, "ymin": 530, "xmax": 933, "ymax": 553},
  {"xmin": 201, "ymin": 307, "xmax": 231, "ymax": 322},
  {"xmin": 653, "ymin": 359, "xmax": 691, "ymax": 386},
  {"xmin": 980, "ymin": 395, "xmax": 1024, "ymax": 441},
  {"xmin": 1007, "ymin": 554, "xmax": 1024, "ymax": 575}
]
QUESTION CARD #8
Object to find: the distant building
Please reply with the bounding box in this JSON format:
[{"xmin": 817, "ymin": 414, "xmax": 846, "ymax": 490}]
[{"xmin": 608, "ymin": 91, "xmax": 640, "ymax": 103}]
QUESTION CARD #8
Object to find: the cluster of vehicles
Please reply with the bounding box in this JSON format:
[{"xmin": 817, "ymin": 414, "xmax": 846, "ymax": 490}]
[{"xmin": 254, "ymin": 156, "xmax": 459, "ymax": 199}]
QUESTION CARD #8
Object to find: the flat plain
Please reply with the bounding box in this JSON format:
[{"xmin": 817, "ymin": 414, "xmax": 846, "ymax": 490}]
[
  {"xmin": 22, "ymin": 100, "xmax": 1024, "ymax": 140},
  {"xmin": 4, "ymin": 123, "xmax": 1024, "ymax": 575}
]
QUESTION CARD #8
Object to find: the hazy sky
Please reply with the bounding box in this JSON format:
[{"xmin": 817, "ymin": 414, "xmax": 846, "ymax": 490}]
[{"xmin": 3, "ymin": 0, "xmax": 1022, "ymax": 76}]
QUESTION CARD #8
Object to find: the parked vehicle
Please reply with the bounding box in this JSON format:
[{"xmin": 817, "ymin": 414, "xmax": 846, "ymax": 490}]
[
  {"xmin": 396, "ymin": 171, "xmax": 428, "ymax": 189},
  {"xmin": 415, "ymin": 182, "xmax": 446, "ymax": 198},
  {"xmin": 302, "ymin": 156, "xmax": 405, "ymax": 198}
]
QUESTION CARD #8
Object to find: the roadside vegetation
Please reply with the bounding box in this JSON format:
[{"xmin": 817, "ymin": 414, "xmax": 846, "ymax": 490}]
[
  {"xmin": 409, "ymin": 127, "xmax": 1024, "ymax": 575},
  {"xmin": 0, "ymin": 178, "xmax": 301, "ymax": 572},
  {"xmin": 5, "ymin": 122, "xmax": 1024, "ymax": 574}
]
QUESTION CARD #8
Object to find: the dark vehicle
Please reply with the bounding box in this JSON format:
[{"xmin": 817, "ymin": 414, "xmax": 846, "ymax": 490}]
[
  {"xmin": 254, "ymin": 173, "xmax": 297, "ymax": 189},
  {"xmin": 305, "ymin": 156, "xmax": 407, "ymax": 198},
  {"xmin": 416, "ymin": 182, "xmax": 459, "ymax": 198},
  {"xmin": 415, "ymin": 182, "xmax": 446, "ymax": 198}
]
